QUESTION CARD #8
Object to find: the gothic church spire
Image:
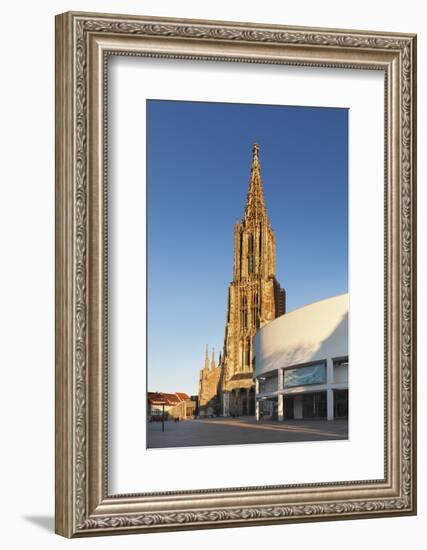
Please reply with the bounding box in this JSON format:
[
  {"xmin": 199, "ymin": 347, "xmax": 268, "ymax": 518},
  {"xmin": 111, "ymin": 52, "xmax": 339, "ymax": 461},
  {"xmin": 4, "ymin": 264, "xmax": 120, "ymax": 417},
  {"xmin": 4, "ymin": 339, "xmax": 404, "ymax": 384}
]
[
  {"xmin": 211, "ymin": 349, "xmax": 216, "ymax": 370},
  {"xmin": 204, "ymin": 344, "xmax": 210, "ymax": 371},
  {"xmin": 244, "ymin": 143, "xmax": 267, "ymax": 223}
]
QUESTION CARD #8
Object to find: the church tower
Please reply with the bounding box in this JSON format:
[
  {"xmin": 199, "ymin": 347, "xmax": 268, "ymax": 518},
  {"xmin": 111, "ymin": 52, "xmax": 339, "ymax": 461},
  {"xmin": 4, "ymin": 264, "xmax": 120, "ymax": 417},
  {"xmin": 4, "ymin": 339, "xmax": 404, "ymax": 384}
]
[
  {"xmin": 198, "ymin": 345, "xmax": 221, "ymax": 417},
  {"xmin": 220, "ymin": 144, "xmax": 286, "ymax": 416}
]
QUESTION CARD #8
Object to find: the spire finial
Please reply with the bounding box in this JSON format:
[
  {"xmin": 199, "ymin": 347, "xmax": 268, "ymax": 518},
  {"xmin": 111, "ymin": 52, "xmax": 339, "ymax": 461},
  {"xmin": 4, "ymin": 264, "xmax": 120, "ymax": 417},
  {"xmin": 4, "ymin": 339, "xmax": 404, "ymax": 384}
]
[
  {"xmin": 253, "ymin": 142, "xmax": 259, "ymax": 157},
  {"xmin": 252, "ymin": 143, "xmax": 260, "ymax": 169}
]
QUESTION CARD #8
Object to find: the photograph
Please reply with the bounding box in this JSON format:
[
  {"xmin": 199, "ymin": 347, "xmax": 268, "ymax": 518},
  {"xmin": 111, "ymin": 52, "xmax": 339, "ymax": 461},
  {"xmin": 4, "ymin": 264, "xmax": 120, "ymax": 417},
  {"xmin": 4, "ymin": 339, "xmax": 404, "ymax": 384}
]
[{"xmin": 146, "ymin": 99, "xmax": 349, "ymax": 448}]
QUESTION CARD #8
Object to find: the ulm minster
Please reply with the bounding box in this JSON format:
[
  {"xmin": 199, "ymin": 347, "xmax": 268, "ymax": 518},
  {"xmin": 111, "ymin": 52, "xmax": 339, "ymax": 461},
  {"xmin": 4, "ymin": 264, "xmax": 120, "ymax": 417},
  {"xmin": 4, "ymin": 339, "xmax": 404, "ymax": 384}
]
[
  {"xmin": 148, "ymin": 143, "xmax": 349, "ymax": 448},
  {"xmin": 198, "ymin": 144, "xmax": 285, "ymax": 418}
]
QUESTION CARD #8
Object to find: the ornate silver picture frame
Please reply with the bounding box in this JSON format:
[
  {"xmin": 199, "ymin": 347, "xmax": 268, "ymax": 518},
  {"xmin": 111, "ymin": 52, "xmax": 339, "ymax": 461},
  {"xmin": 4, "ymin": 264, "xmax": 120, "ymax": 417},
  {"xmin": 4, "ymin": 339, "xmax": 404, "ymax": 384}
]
[{"xmin": 55, "ymin": 11, "xmax": 417, "ymax": 537}]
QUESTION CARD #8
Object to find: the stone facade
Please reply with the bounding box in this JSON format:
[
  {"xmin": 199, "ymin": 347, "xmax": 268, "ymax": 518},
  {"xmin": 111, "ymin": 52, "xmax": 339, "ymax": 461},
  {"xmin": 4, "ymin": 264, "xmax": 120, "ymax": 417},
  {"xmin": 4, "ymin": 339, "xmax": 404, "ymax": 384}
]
[
  {"xmin": 198, "ymin": 346, "xmax": 221, "ymax": 417},
  {"xmin": 198, "ymin": 144, "xmax": 286, "ymax": 417}
]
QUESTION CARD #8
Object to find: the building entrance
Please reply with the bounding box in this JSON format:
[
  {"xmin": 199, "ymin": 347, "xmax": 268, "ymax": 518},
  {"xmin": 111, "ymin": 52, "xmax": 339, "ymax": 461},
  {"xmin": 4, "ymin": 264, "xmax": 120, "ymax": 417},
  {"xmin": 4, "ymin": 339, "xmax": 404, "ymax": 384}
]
[
  {"xmin": 284, "ymin": 397, "xmax": 294, "ymax": 419},
  {"xmin": 248, "ymin": 388, "xmax": 255, "ymax": 415},
  {"xmin": 334, "ymin": 389, "xmax": 348, "ymax": 418},
  {"xmin": 302, "ymin": 392, "xmax": 327, "ymax": 418}
]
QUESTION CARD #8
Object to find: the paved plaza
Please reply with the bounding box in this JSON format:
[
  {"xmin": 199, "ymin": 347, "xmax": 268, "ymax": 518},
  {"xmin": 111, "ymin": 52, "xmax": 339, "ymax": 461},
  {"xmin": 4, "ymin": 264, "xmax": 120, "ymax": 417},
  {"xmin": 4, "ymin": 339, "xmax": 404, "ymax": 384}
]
[{"xmin": 148, "ymin": 417, "xmax": 348, "ymax": 449}]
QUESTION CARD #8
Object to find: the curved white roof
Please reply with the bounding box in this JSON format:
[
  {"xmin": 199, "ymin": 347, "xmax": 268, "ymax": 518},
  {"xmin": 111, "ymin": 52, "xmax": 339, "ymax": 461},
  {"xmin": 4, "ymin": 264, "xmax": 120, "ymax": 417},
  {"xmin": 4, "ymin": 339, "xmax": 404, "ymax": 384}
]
[{"xmin": 254, "ymin": 294, "xmax": 348, "ymax": 377}]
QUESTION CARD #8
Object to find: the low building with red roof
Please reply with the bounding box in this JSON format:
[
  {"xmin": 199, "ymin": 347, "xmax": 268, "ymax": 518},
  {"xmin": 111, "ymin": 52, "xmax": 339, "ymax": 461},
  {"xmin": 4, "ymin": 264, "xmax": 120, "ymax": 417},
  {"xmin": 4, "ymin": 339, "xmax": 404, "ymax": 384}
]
[{"xmin": 148, "ymin": 392, "xmax": 198, "ymax": 420}]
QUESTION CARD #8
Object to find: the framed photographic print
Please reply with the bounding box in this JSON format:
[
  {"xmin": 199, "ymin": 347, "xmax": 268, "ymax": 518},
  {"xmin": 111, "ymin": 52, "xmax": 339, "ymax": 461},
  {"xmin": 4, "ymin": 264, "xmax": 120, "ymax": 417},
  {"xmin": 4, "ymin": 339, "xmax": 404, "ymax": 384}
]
[{"xmin": 55, "ymin": 11, "xmax": 417, "ymax": 537}]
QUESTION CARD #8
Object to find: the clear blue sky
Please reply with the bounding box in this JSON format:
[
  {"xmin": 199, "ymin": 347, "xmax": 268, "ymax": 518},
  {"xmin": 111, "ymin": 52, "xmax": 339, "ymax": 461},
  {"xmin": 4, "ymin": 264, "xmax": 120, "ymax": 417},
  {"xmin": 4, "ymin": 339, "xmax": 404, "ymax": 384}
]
[{"xmin": 147, "ymin": 100, "xmax": 348, "ymax": 395}]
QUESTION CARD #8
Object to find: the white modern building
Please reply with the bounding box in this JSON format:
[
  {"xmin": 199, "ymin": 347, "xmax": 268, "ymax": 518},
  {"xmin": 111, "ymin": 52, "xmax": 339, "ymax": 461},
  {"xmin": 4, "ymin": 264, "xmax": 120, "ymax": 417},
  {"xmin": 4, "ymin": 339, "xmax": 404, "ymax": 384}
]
[{"xmin": 253, "ymin": 294, "xmax": 348, "ymax": 421}]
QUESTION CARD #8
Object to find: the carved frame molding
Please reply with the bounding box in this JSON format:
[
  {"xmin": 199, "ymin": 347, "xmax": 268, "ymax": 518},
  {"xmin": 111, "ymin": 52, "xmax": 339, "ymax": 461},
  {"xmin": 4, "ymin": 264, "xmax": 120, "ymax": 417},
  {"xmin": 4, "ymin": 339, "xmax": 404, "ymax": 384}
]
[{"xmin": 55, "ymin": 11, "xmax": 416, "ymax": 537}]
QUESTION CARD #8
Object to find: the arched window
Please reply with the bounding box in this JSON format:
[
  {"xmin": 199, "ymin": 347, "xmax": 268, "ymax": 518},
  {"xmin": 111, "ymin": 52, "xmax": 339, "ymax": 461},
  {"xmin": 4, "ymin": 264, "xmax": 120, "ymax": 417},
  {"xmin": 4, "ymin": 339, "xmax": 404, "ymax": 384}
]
[
  {"xmin": 248, "ymin": 234, "xmax": 254, "ymax": 273},
  {"xmin": 246, "ymin": 337, "xmax": 251, "ymax": 368},
  {"xmin": 241, "ymin": 295, "xmax": 248, "ymax": 329},
  {"xmin": 253, "ymin": 292, "xmax": 259, "ymax": 327},
  {"xmin": 248, "ymin": 233, "xmax": 254, "ymax": 252}
]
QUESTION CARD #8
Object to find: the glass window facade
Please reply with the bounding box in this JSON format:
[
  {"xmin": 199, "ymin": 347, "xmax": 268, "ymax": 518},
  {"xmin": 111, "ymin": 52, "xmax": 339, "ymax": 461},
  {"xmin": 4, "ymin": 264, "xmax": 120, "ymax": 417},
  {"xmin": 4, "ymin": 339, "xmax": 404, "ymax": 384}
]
[{"xmin": 284, "ymin": 362, "xmax": 326, "ymax": 388}]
